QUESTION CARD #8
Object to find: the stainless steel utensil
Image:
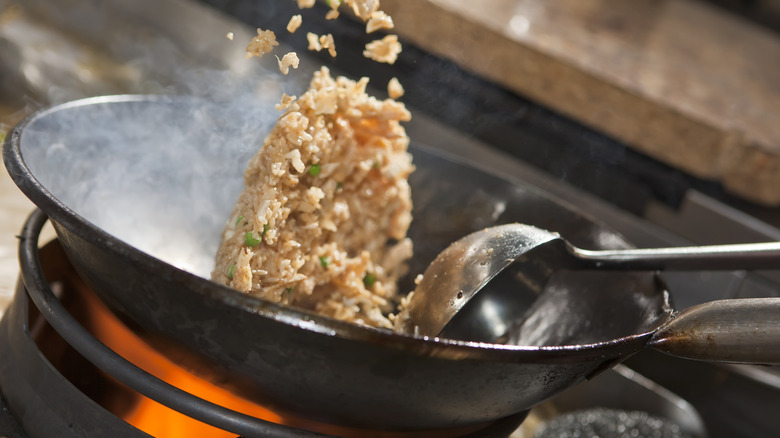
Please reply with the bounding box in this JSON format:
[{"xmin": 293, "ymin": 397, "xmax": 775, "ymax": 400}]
[{"xmin": 400, "ymin": 223, "xmax": 780, "ymax": 363}]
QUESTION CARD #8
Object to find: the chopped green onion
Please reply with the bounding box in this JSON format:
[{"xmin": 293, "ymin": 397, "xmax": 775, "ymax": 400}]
[
  {"xmin": 336, "ymin": 182, "xmax": 343, "ymax": 190},
  {"xmin": 286, "ymin": 287, "xmax": 294, "ymax": 293},
  {"xmin": 363, "ymin": 272, "xmax": 376, "ymax": 288},
  {"xmin": 244, "ymin": 231, "xmax": 261, "ymax": 247},
  {"xmin": 372, "ymin": 161, "xmax": 379, "ymax": 169},
  {"xmin": 235, "ymin": 215, "xmax": 245, "ymax": 226},
  {"xmin": 319, "ymin": 256, "xmax": 331, "ymax": 268},
  {"xmin": 228, "ymin": 264, "xmax": 235, "ymax": 280},
  {"xmin": 262, "ymin": 223, "xmax": 270, "ymax": 236},
  {"xmin": 326, "ymin": 0, "xmax": 341, "ymax": 7},
  {"xmin": 309, "ymin": 163, "xmax": 321, "ymax": 176}
]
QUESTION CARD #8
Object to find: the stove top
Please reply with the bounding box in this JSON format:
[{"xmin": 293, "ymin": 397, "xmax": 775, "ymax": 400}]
[
  {"xmin": 2, "ymin": 0, "xmax": 780, "ymax": 436},
  {"xmin": 1, "ymin": 181, "xmax": 778, "ymax": 437},
  {"xmin": 0, "ymin": 210, "xmax": 713, "ymax": 438}
]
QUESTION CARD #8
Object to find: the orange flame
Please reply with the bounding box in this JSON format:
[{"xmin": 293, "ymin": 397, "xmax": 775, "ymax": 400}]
[
  {"xmin": 76, "ymin": 280, "xmax": 489, "ymax": 437},
  {"xmin": 82, "ymin": 286, "xmax": 283, "ymax": 437},
  {"xmin": 30, "ymin": 240, "xmax": 498, "ymax": 437}
]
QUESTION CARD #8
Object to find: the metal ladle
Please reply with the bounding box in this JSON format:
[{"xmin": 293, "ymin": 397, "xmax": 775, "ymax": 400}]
[{"xmin": 399, "ymin": 223, "xmax": 780, "ymax": 364}]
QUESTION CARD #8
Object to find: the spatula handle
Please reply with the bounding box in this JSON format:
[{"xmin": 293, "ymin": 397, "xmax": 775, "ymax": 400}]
[{"xmin": 571, "ymin": 242, "xmax": 780, "ymax": 271}]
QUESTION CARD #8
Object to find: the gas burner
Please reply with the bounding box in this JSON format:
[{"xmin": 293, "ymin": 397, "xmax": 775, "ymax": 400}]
[
  {"xmin": 0, "ymin": 212, "xmax": 534, "ymax": 437},
  {"xmin": 2, "ymin": 210, "xmax": 779, "ymax": 437},
  {"xmin": 0, "ymin": 210, "xmax": 716, "ymax": 438},
  {"xmin": 0, "ymin": 210, "xmax": 717, "ymax": 438}
]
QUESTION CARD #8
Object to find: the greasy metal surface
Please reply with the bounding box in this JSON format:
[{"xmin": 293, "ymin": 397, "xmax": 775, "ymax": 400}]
[
  {"xmin": 400, "ymin": 224, "xmax": 561, "ymax": 337},
  {"xmin": 3, "ymin": 95, "xmax": 671, "ymax": 429},
  {"xmin": 403, "ymin": 221, "xmax": 780, "ymax": 338},
  {"xmin": 650, "ymin": 298, "xmax": 780, "ymax": 363}
]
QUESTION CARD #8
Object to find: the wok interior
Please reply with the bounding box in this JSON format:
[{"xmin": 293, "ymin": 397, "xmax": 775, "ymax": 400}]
[{"xmin": 16, "ymin": 95, "xmax": 669, "ymax": 347}]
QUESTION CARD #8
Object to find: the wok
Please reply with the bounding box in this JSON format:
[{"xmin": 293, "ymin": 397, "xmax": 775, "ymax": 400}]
[{"xmin": 4, "ymin": 95, "xmax": 685, "ymax": 430}]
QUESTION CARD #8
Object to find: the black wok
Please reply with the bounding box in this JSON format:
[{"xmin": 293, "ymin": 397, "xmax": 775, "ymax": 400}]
[{"xmin": 4, "ymin": 95, "xmax": 679, "ymax": 431}]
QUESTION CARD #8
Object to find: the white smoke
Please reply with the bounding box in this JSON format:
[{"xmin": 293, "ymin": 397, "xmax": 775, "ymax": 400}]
[{"xmin": 8, "ymin": 0, "xmax": 326, "ymax": 276}]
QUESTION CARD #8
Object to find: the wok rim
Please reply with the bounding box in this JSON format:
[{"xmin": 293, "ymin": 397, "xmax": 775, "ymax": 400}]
[{"xmin": 2, "ymin": 94, "xmax": 672, "ymax": 363}]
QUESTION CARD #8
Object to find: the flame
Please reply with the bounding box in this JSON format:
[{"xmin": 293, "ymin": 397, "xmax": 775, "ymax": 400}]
[
  {"xmin": 76, "ymin": 283, "xmax": 486, "ymax": 437},
  {"xmin": 81, "ymin": 285, "xmax": 282, "ymax": 437}
]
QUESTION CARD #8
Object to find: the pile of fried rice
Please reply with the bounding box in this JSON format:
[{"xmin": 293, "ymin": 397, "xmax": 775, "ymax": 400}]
[{"xmin": 212, "ymin": 66, "xmax": 414, "ymax": 329}]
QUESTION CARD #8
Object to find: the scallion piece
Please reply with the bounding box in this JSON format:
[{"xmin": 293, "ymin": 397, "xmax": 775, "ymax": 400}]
[
  {"xmin": 235, "ymin": 215, "xmax": 244, "ymax": 226},
  {"xmin": 309, "ymin": 163, "xmax": 321, "ymax": 176},
  {"xmin": 228, "ymin": 264, "xmax": 235, "ymax": 280},
  {"xmin": 244, "ymin": 231, "xmax": 261, "ymax": 247},
  {"xmin": 319, "ymin": 256, "xmax": 330, "ymax": 268},
  {"xmin": 363, "ymin": 272, "xmax": 376, "ymax": 288},
  {"xmin": 262, "ymin": 223, "xmax": 270, "ymax": 236}
]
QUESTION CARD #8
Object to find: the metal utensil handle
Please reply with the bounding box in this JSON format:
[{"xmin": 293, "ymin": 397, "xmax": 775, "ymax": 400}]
[
  {"xmin": 649, "ymin": 298, "xmax": 780, "ymax": 364},
  {"xmin": 570, "ymin": 242, "xmax": 780, "ymax": 271}
]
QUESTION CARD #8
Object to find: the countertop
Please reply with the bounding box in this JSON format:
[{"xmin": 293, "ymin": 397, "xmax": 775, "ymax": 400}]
[{"xmin": 382, "ymin": 0, "xmax": 780, "ymax": 206}]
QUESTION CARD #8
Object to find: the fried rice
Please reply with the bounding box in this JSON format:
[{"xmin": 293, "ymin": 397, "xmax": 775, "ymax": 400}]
[{"xmin": 212, "ymin": 66, "xmax": 414, "ymax": 329}]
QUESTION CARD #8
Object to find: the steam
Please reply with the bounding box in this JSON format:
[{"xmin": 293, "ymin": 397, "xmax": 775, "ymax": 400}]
[
  {"xmin": 20, "ymin": 95, "xmax": 259, "ymax": 276},
  {"xmin": 16, "ymin": 35, "xmax": 322, "ymax": 277},
  {"xmin": 9, "ymin": 0, "xmax": 394, "ymax": 277}
]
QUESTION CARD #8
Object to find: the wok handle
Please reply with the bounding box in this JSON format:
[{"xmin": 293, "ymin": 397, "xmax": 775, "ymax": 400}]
[
  {"xmin": 649, "ymin": 298, "xmax": 780, "ymax": 364},
  {"xmin": 570, "ymin": 241, "xmax": 780, "ymax": 271}
]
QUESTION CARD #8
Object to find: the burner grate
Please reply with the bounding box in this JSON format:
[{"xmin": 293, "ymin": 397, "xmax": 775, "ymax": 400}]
[{"xmin": 0, "ymin": 210, "xmax": 529, "ymax": 438}]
